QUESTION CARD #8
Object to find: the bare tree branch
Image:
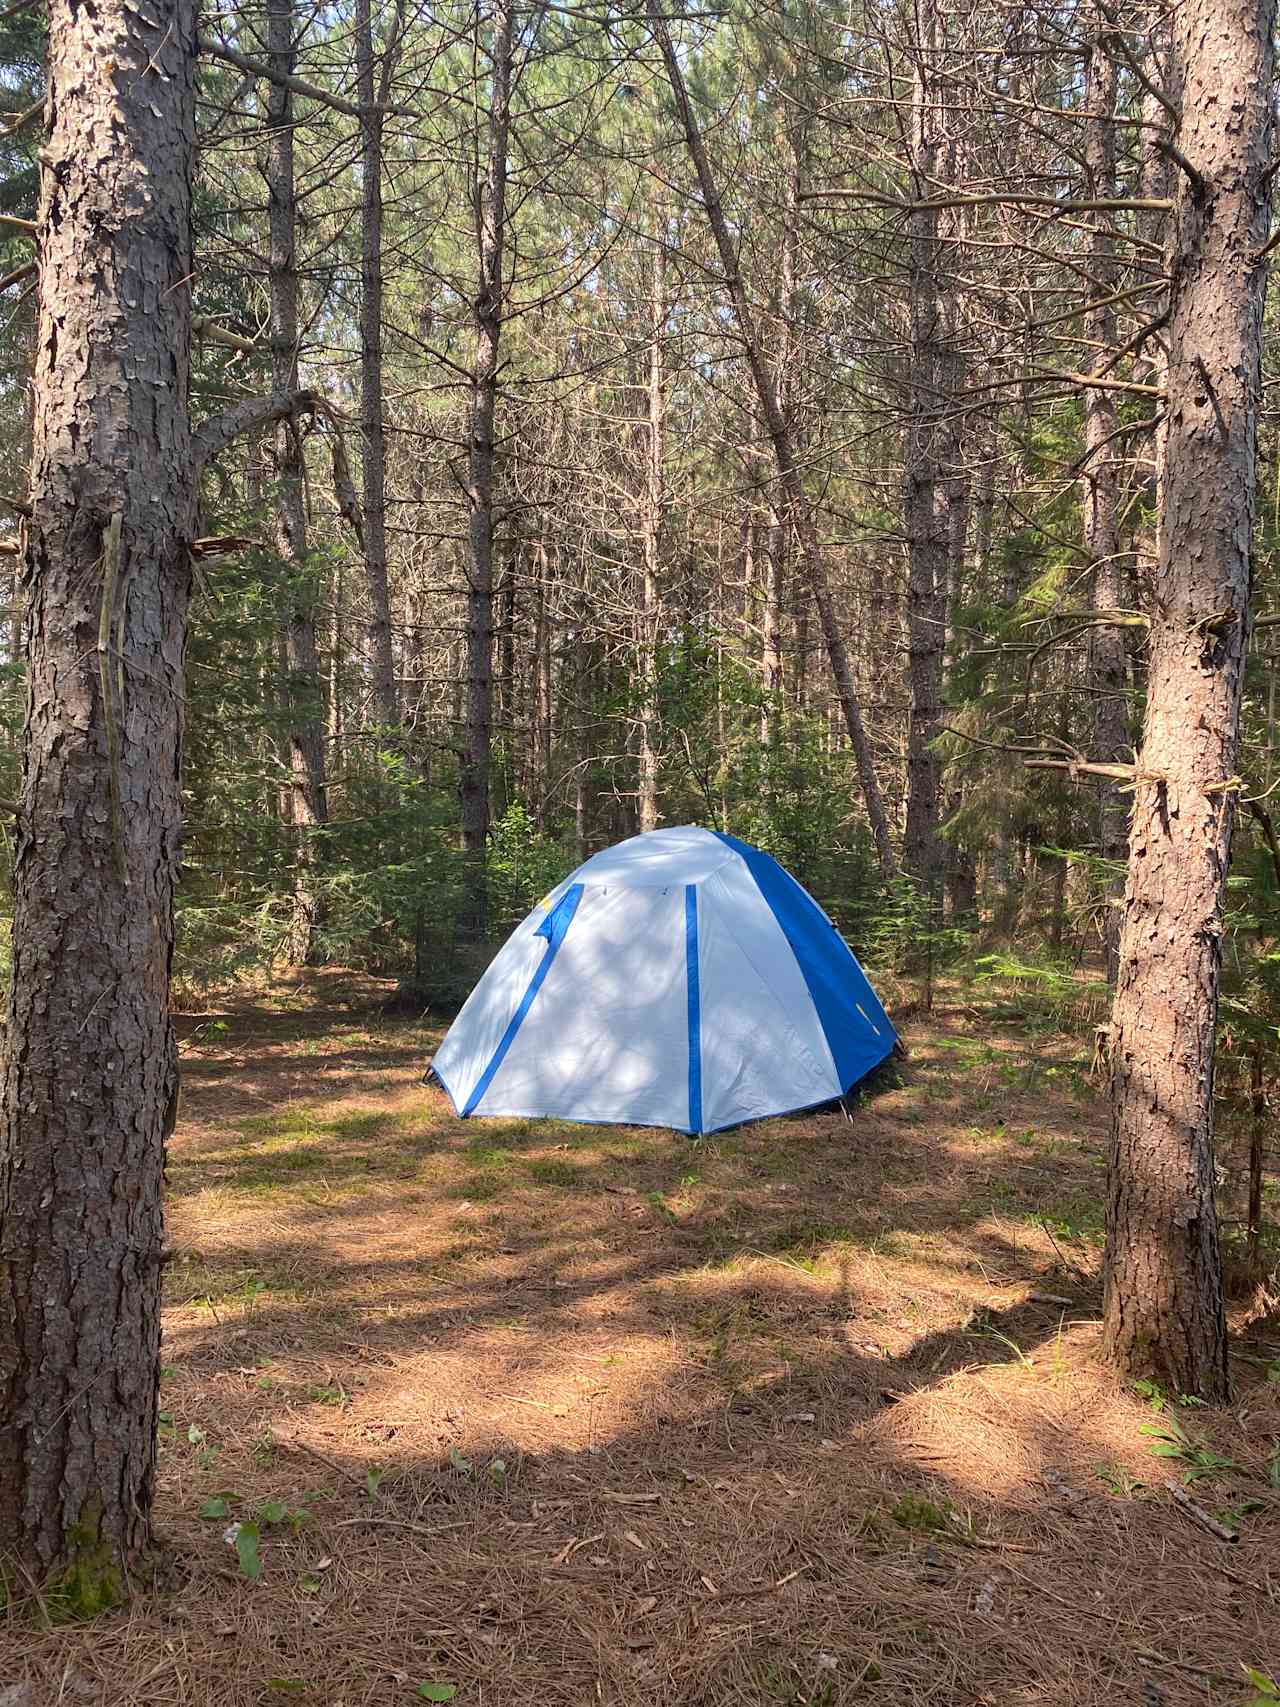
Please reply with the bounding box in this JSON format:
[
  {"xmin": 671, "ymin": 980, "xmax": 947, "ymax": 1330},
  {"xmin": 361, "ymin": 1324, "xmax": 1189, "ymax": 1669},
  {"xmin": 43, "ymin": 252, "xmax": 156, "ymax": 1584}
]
[
  {"xmin": 198, "ymin": 36, "xmax": 412, "ymax": 120},
  {"xmin": 192, "ymin": 387, "xmax": 318, "ymax": 471}
]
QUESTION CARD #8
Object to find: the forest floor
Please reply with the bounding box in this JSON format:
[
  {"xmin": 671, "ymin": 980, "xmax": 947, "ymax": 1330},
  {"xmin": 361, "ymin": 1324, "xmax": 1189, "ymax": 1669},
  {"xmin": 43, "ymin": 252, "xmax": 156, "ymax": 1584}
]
[{"xmin": 3, "ymin": 972, "xmax": 1280, "ymax": 1706}]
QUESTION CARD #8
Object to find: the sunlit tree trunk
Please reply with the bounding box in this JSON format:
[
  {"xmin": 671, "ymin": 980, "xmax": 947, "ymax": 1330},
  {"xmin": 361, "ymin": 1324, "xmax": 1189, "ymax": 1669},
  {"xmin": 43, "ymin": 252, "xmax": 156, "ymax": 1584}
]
[{"xmin": 1103, "ymin": 0, "xmax": 1275, "ymax": 1399}]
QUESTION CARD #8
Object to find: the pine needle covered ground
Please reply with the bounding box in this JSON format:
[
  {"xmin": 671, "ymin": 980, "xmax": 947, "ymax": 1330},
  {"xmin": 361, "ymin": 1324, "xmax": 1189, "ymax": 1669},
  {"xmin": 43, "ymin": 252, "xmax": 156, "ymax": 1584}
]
[{"xmin": 2, "ymin": 973, "xmax": 1278, "ymax": 1706}]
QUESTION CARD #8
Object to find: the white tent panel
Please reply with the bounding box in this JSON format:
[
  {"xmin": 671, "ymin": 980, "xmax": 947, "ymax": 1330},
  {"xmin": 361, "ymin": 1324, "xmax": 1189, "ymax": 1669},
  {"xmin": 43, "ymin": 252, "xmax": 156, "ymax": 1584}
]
[
  {"xmin": 468, "ymin": 884, "xmax": 692, "ymax": 1129},
  {"xmin": 696, "ymin": 863, "xmax": 841, "ymax": 1131},
  {"xmin": 562, "ymin": 823, "xmax": 736, "ymax": 888}
]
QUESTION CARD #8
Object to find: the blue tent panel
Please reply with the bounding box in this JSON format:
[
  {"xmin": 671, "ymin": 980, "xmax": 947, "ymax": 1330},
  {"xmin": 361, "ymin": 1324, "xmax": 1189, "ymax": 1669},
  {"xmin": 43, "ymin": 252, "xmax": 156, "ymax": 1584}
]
[
  {"xmin": 684, "ymin": 884, "xmax": 702, "ymax": 1133},
  {"xmin": 712, "ymin": 832, "xmax": 894, "ymax": 1092}
]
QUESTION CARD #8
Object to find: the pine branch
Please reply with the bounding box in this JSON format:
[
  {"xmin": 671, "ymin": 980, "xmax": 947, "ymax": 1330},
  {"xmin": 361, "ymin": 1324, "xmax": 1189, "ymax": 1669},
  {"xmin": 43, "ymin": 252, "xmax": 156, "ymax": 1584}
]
[
  {"xmin": 198, "ymin": 37, "xmax": 412, "ymax": 120},
  {"xmin": 192, "ymin": 316, "xmax": 261, "ymax": 355},
  {"xmin": 800, "ymin": 188, "xmax": 1173, "ymax": 216},
  {"xmin": 192, "ymin": 388, "xmax": 319, "ymax": 470}
]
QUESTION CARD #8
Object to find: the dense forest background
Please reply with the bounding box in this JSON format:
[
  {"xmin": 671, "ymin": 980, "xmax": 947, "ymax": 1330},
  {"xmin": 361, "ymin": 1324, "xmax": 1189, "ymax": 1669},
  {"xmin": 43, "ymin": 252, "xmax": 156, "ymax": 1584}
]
[{"xmin": 0, "ymin": 0, "xmax": 1276, "ymax": 1228}]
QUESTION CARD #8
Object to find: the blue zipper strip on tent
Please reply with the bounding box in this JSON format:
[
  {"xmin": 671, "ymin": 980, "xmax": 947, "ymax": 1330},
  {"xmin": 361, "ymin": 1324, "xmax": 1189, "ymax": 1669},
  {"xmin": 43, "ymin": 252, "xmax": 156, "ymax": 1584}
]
[
  {"xmin": 684, "ymin": 884, "xmax": 703, "ymax": 1135},
  {"xmin": 711, "ymin": 831, "xmax": 896, "ymax": 1092},
  {"xmin": 462, "ymin": 883, "xmax": 585, "ymax": 1117}
]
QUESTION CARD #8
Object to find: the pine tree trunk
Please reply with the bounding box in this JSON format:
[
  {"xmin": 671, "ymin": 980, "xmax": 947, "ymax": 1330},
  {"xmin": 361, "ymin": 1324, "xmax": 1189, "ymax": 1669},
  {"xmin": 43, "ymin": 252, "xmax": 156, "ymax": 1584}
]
[
  {"xmin": 1103, "ymin": 0, "xmax": 1275, "ymax": 1399},
  {"xmin": 638, "ymin": 227, "xmax": 665, "ymax": 833},
  {"xmin": 460, "ymin": 0, "xmax": 515, "ymax": 934},
  {"xmin": 0, "ymin": 0, "xmax": 197, "ymax": 1588},
  {"xmin": 761, "ymin": 154, "xmax": 800, "ymax": 758},
  {"xmin": 649, "ymin": 0, "xmax": 896, "ymax": 877},
  {"xmin": 1082, "ymin": 19, "xmax": 1128, "ymax": 981},
  {"xmin": 532, "ymin": 537, "xmax": 552, "ymax": 824},
  {"xmin": 355, "ymin": 0, "xmax": 398, "ymax": 727},
  {"xmin": 268, "ymin": 0, "xmax": 328, "ymax": 966},
  {"xmin": 902, "ymin": 32, "xmax": 949, "ymax": 888}
]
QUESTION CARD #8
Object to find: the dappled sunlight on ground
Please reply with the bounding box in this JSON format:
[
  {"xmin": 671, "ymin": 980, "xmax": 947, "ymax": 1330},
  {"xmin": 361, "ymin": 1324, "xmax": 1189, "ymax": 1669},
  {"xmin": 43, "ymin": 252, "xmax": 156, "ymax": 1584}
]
[{"xmin": 2, "ymin": 977, "xmax": 1278, "ymax": 1704}]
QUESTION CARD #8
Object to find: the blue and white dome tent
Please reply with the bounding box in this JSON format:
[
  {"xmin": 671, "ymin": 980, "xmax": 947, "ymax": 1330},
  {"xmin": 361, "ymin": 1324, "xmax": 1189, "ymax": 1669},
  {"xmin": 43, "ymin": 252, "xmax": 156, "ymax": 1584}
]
[{"xmin": 429, "ymin": 825, "xmax": 898, "ymax": 1136}]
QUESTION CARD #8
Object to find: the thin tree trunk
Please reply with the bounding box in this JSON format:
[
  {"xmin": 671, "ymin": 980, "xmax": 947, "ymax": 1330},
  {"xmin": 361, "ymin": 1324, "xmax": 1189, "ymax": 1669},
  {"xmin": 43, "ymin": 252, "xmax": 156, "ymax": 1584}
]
[
  {"xmin": 902, "ymin": 25, "xmax": 949, "ymax": 888},
  {"xmin": 532, "ymin": 536, "xmax": 552, "ymax": 823},
  {"xmin": 638, "ymin": 226, "xmax": 665, "ymax": 833},
  {"xmin": 1103, "ymin": 0, "xmax": 1275, "ymax": 1399},
  {"xmin": 355, "ymin": 0, "xmax": 398, "ymax": 727},
  {"xmin": 459, "ymin": 0, "xmax": 515, "ymax": 934},
  {"xmin": 1082, "ymin": 18, "xmax": 1128, "ymax": 981},
  {"xmin": 1246, "ymin": 1040, "xmax": 1266, "ymax": 1271},
  {"xmin": 0, "ymin": 0, "xmax": 197, "ymax": 1586},
  {"xmin": 268, "ymin": 0, "xmax": 328, "ymax": 966},
  {"xmin": 761, "ymin": 154, "xmax": 801, "ymax": 758},
  {"xmin": 648, "ymin": 0, "xmax": 896, "ymax": 877}
]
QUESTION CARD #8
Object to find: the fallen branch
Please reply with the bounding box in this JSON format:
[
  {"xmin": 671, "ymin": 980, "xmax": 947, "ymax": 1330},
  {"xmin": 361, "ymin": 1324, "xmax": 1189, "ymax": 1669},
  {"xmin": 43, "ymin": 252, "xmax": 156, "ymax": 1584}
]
[
  {"xmin": 329, "ymin": 1517, "xmax": 470, "ymax": 1537},
  {"xmin": 1165, "ymin": 1478, "xmax": 1239, "ymax": 1543}
]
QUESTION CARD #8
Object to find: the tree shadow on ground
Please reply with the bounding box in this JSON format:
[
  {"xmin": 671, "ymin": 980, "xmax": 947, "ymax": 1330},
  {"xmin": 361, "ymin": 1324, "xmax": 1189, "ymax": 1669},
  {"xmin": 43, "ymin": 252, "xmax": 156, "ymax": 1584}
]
[{"xmin": 5, "ymin": 998, "xmax": 1275, "ymax": 1705}]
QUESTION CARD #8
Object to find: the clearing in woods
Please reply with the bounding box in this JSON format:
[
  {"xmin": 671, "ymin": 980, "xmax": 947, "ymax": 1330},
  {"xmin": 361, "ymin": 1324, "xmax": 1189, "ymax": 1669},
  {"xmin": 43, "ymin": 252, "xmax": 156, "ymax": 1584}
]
[{"xmin": 3, "ymin": 974, "xmax": 1278, "ymax": 1705}]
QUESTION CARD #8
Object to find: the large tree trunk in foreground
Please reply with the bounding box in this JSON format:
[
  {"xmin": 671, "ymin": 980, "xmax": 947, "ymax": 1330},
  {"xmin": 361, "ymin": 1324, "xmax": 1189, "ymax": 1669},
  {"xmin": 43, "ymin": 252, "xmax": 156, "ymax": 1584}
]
[
  {"xmin": 1103, "ymin": 0, "xmax": 1275, "ymax": 1399},
  {"xmin": 0, "ymin": 0, "xmax": 197, "ymax": 1589},
  {"xmin": 459, "ymin": 0, "xmax": 515, "ymax": 933},
  {"xmin": 268, "ymin": 0, "xmax": 329, "ymax": 965}
]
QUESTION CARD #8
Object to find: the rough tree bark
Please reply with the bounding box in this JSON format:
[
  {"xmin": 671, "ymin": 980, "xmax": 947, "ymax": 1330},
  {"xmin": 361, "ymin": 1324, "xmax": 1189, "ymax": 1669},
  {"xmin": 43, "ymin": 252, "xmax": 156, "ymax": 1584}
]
[
  {"xmin": 1081, "ymin": 17, "xmax": 1129, "ymax": 980},
  {"xmin": 0, "ymin": 0, "xmax": 197, "ymax": 1591},
  {"xmin": 1102, "ymin": 0, "xmax": 1275, "ymax": 1399},
  {"xmin": 267, "ymin": 0, "xmax": 329, "ymax": 966},
  {"xmin": 355, "ymin": 0, "xmax": 400, "ymax": 727},
  {"xmin": 648, "ymin": 0, "xmax": 895, "ymax": 876},
  {"xmin": 459, "ymin": 0, "xmax": 516, "ymax": 933}
]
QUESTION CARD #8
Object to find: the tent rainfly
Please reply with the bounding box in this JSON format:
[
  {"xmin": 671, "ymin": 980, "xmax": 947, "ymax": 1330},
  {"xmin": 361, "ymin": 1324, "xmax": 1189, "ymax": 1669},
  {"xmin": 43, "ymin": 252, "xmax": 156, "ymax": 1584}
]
[{"xmin": 430, "ymin": 825, "xmax": 898, "ymax": 1136}]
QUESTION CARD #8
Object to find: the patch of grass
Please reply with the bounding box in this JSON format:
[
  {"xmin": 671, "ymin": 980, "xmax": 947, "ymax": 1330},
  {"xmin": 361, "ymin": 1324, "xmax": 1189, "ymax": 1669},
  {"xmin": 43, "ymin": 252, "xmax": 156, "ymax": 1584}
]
[
  {"xmin": 447, "ymin": 1172, "xmax": 507, "ymax": 1202},
  {"xmin": 465, "ymin": 1139, "xmax": 515, "ymax": 1169},
  {"xmin": 524, "ymin": 1156, "xmax": 583, "ymax": 1188},
  {"xmin": 1033, "ymin": 1199, "xmax": 1105, "ymax": 1244},
  {"xmin": 325, "ymin": 1109, "xmax": 389, "ymax": 1141}
]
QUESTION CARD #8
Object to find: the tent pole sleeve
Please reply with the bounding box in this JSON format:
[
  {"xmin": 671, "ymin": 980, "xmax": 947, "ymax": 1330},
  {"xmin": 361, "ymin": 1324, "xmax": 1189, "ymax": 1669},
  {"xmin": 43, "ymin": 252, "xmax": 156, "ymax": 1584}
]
[{"xmin": 685, "ymin": 884, "xmax": 703, "ymax": 1134}]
